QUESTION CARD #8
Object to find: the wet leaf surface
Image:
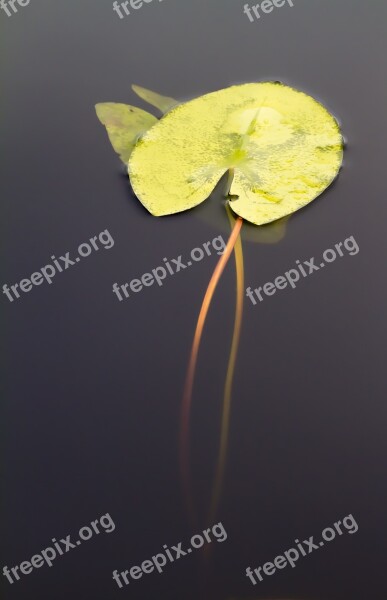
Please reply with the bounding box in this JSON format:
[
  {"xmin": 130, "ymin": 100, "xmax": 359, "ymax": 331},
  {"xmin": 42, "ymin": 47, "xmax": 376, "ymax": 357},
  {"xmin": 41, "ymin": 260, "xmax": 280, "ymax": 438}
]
[{"xmin": 128, "ymin": 82, "xmax": 343, "ymax": 225}]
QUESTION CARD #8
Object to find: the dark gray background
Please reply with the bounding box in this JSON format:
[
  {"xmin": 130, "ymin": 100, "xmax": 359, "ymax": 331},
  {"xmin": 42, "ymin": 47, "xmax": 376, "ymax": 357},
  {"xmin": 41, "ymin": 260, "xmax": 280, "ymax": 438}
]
[{"xmin": 1, "ymin": 0, "xmax": 387, "ymax": 598}]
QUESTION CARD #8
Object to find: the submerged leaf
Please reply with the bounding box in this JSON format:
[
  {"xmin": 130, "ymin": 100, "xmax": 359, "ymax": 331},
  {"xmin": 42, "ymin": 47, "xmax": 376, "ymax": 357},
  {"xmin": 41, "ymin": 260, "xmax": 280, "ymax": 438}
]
[
  {"xmin": 129, "ymin": 83, "xmax": 343, "ymax": 225},
  {"xmin": 132, "ymin": 85, "xmax": 178, "ymax": 114},
  {"xmin": 95, "ymin": 103, "xmax": 157, "ymax": 164}
]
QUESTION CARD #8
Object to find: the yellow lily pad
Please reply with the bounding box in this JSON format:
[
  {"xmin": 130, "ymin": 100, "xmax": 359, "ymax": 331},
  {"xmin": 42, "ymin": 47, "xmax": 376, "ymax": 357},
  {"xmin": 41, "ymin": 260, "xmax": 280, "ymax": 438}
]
[
  {"xmin": 128, "ymin": 82, "xmax": 343, "ymax": 225},
  {"xmin": 95, "ymin": 103, "xmax": 157, "ymax": 164}
]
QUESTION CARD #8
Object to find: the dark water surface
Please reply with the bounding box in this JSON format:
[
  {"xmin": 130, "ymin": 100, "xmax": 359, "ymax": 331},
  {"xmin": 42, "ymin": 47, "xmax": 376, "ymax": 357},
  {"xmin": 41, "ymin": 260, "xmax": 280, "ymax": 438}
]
[{"xmin": 1, "ymin": 1, "xmax": 387, "ymax": 599}]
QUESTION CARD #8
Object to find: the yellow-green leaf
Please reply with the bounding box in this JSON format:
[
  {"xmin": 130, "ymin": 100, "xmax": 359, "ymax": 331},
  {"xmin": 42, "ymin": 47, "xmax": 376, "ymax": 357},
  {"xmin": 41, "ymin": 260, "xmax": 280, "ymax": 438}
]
[
  {"xmin": 132, "ymin": 85, "xmax": 178, "ymax": 114},
  {"xmin": 128, "ymin": 83, "xmax": 343, "ymax": 225},
  {"xmin": 95, "ymin": 103, "xmax": 157, "ymax": 164}
]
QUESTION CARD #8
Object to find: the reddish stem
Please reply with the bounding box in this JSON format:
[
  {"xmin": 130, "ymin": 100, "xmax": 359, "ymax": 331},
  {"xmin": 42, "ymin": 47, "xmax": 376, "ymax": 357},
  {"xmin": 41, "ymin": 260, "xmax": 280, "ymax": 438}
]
[{"xmin": 179, "ymin": 215, "xmax": 243, "ymax": 523}]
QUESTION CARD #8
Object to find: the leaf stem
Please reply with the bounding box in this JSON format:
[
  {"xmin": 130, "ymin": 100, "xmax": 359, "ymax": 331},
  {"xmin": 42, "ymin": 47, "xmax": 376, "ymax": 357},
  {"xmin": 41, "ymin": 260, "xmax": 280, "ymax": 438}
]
[
  {"xmin": 209, "ymin": 207, "xmax": 244, "ymax": 522},
  {"xmin": 179, "ymin": 212, "xmax": 243, "ymax": 523}
]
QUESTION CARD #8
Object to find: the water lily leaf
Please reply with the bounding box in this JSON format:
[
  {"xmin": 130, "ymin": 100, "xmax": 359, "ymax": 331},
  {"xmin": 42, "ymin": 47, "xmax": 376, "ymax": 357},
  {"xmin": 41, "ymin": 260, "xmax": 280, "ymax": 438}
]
[
  {"xmin": 95, "ymin": 103, "xmax": 157, "ymax": 164},
  {"xmin": 132, "ymin": 84, "xmax": 179, "ymax": 114},
  {"xmin": 129, "ymin": 82, "xmax": 343, "ymax": 225},
  {"xmin": 194, "ymin": 172, "xmax": 290, "ymax": 243}
]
